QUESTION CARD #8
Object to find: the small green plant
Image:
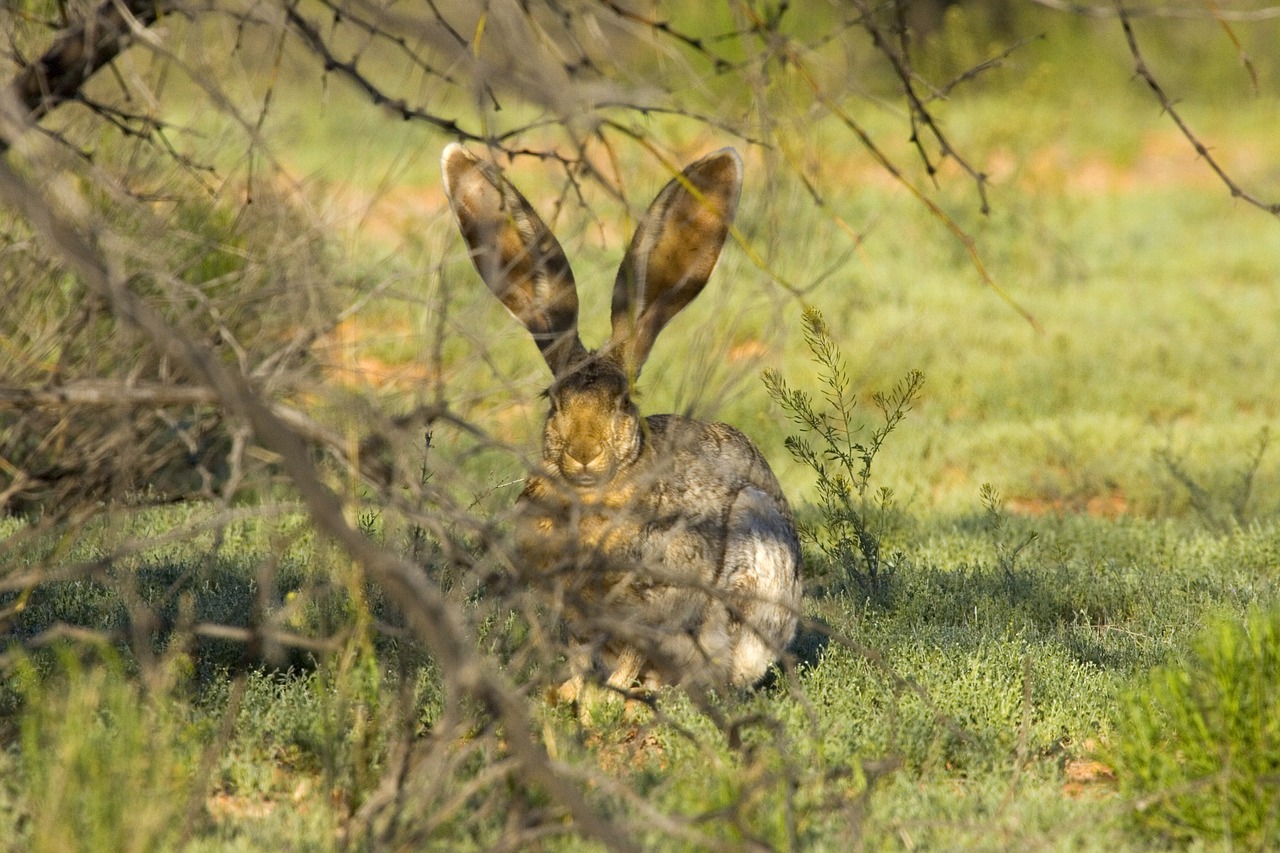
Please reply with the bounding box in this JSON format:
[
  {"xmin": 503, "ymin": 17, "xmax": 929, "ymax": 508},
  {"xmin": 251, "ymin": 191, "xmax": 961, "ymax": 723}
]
[
  {"xmin": 1156, "ymin": 426, "xmax": 1273, "ymax": 530},
  {"xmin": 1109, "ymin": 606, "xmax": 1280, "ymax": 849},
  {"xmin": 763, "ymin": 307, "xmax": 923, "ymax": 600},
  {"xmin": 978, "ymin": 483, "xmax": 1038, "ymax": 597}
]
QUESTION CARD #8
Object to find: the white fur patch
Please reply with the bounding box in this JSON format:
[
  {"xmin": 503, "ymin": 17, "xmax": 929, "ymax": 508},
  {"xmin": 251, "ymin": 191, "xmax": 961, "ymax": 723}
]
[{"xmin": 721, "ymin": 487, "xmax": 801, "ymax": 685}]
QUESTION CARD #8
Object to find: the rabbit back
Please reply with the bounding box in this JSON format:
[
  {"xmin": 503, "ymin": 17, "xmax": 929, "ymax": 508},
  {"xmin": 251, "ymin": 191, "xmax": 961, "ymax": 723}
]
[{"xmin": 638, "ymin": 415, "xmax": 802, "ymax": 686}]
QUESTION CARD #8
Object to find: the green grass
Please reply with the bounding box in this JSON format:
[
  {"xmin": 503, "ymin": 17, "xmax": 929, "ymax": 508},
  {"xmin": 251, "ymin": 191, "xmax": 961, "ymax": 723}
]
[
  {"xmin": 1109, "ymin": 606, "xmax": 1280, "ymax": 848},
  {"xmin": 7, "ymin": 5, "xmax": 1280, "ymax": 850},
  {"xmin": 7, "ymin": 510, "xmax": 1280, "ymax": 849}
]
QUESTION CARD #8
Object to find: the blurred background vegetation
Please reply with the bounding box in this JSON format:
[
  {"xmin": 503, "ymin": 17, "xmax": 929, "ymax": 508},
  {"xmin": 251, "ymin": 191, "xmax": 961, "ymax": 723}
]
[{"xmin": 3, "ymin": 1, "xmax": 1280, "ymax": 849}]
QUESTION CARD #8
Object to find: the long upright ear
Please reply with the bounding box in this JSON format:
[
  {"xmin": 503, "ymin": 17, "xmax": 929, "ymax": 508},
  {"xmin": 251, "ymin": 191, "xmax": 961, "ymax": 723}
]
[
  {"xmin": 608, "ymin": 148, "xmax": 742, "ymax": 376},
  {"xmin": 441, "ymin": 143, "xmax": 586, "ymax": 374}
]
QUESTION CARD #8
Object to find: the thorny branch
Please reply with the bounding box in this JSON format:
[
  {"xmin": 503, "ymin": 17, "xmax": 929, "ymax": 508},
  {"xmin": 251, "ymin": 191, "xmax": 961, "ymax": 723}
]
[
  {"xmin": 1031, "ymin": 0, "xmax": 1280, "ymax": 20},
  {"xmin": 0, "ymin": 380, "xmax": 490, "ymax": 487},
  {"xmin": 280, "ymin": 4, "xmax": 482, "ymax": 141},
  {"xmin": 863, "ymin": 0, "xmax": 993, "ymax": 212},
  {"xmin": 3, "ymin": 0, "xmax": 168, "ymax": 149},
  {"xmin": 10, "ymin": 1, "xmax": 1280, "ymax": 842},
  {"xmin": 2, "ymin": 0, "xmax": 1043, "ymax": 327},
  {"xmin": 1119, "ymin": 8, "xmax": 1280, "ymax": 217},
  {"xmin": 730, "ymin": 1, "xmax": 1042, "ymax": 329},
  {"xmin": 0, "ymin": 155, "xmax": 642, "ymax": 853}
]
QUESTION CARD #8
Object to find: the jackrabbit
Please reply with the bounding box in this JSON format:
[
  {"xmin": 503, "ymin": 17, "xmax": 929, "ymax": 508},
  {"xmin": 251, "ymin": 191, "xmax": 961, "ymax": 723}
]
[{"xmin": 441, "ymin": 144, "xmax": 802, "ymax": 697}]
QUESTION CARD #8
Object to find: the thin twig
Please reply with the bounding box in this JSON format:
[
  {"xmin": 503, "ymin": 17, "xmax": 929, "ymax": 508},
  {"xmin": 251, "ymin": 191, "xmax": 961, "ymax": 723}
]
[
  {"xmin": 0, "ymin": 154, "xmax": 643, "ymax": 853},
  {"xmin": 282, "ymin": 4, "xmax": 481, "ymax": 141},
  {"xmin": 731, "ymin": 2, "xmax": 1041, "ymax": 329},
  {"xmin": 1119, "ymin": 8, "xmax": 1280, "ymax": 217},
  {"xmin": 1032, "ymin": 0, "xmax": 1280, "ymax": 20},
  {"xmin": 5, "ymin": 0, "xmax": 167, "ymax": 131},
  {"xmin": 853, "ymin": 0, "xmax": 991, "ymax": 212}
]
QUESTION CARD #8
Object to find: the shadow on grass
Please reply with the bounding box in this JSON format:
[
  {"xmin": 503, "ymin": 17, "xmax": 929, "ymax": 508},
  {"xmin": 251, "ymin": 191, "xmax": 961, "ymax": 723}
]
[
  {"xmin": 0, "ymin": 552, "xmax": 403, "ymax": 687},
  {"xmin": 797, "ymin": 507, "xmax": 1280, "ymax": 675}
]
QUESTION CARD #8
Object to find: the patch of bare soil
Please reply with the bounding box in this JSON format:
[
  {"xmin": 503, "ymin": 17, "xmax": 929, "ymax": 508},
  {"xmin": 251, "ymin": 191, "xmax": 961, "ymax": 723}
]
[
  {"xmin": 317, "ymin": 316, "xmax": 435, "ymax": 393},
  {"xmin": 1063, "ymin": 757, "xmax": 1118, "ymax": 799},
  {"xmin": 1007, "ymin": 491, "xmax": 1130, "ymax": 519}
]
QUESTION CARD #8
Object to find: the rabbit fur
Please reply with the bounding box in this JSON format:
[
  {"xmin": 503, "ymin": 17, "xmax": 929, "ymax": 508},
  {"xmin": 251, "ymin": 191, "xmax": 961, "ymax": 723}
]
[{"xmin": 442, "ymin": 144, "xmax": 802, "ymax": 695}]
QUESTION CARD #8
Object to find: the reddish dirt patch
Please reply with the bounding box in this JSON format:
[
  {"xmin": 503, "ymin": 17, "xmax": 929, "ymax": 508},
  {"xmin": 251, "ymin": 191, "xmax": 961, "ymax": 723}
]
[
  {"xmin": 588, "ymin": 725, "xmax": 669, "ymax": 775},
  {"xmin": 1063, "ymin": 758, "xmax": 1118, "ymax": 799},
  {"xmin": 206, "ymin": 777, "xmax": 327, "ymax": 823},
  {"xmin": 769, "ymin": 125, "xmax": 1272, "ymax": 200},
  {"xmin": 206, "ymin": 792, "xmax": 278, "ymax": 820},
  {"xmin": 319, "ymin": 317, "xmax": 435, "ymax": 393},
  {"xmin": 300, "ymin": 176, "xmax": 453, "ymax": 248},
  {"xmin": 929, "ymin": 464, "xmax": 974, "ymax": 504},
  {"xmin": 985, "ymin": 130, "xmax": 1225, "ymax": 195},
  {"xmin": 1007, "ymin": 491, "xmax": 1129, "ymax": 519},
  {"xmin": 727, "ymin": 339, "xmax": 770, "ymax": 362}
]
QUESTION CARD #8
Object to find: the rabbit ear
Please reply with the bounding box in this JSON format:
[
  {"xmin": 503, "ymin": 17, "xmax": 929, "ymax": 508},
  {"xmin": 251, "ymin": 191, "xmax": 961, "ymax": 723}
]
[
  {"xmin": 442, "ymin": 143, "xmax": 586, "ymax": 374},
  {"xmin": 609, "ymin": 148, "xmax": 742, "ymax": 376}
]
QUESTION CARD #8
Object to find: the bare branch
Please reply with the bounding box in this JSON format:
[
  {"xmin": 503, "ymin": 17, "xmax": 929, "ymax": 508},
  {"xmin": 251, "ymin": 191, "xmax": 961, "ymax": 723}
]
[
  {"xmin": 0, "ymin": 153, "xmax": 641, "ymax": 853},
  {"xmin": 1205, "ymin": 0, "xmax": 1260, "ymax": 94},
  {"xmin": 190, "ymin": 622, "xmax": 340, "ymax": 655},
  {"xmin": 852, "ymin": 0, "xmax": 992, "ymax": 213},
  {"xmin": 728, "ymin": 1, "xmax": 1041, "ymax": 330},
  {"xmin": 3, "ymin": 0, "xmax": 169, "ymax": 149},
  {"xmin": 1119, "ymin": 8, "xmax": 1280, "ymax": 217},
  {"xmin": 1032, "ymin": 0, "xmax": 1280, "ymax": 19},
  {"xmin": 930, "ymin": 35, "xmax": 1046, "ymax": 101},
  {"xmin": 0, "ymin": 380, "xmax": 226, "ymax": 409},
  {"xmin": 596, "ymin": 0, "xmax": 737, "ymax": 72},
  {"xmin": 280, "ymin": 4, "xmax": 482, "ymax": 141}
]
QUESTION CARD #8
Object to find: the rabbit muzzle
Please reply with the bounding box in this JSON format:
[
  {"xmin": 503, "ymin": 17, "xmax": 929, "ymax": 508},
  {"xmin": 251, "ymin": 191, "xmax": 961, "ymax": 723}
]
[
  {"xmin": 548, "ymin": 422, "xmax": 636, "ymax": 488},
  {"xmin": 558, "ymin": 454, "xmax": 609, "ymax": 487}
]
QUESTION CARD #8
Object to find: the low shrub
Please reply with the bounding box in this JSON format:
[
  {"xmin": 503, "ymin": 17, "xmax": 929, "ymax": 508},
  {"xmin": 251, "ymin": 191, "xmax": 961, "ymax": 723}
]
[{"xmin": 1110, "ymin": 606, "xmax": 1280, "ymax": 849}]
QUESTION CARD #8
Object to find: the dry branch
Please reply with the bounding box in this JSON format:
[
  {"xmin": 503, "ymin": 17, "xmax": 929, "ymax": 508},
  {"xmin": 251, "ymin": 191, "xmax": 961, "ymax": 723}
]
[
  {"xmin": 280, "ymin": 4, "xmax": 481, "ymax": 140},
  {"xmin": 0, "ymin": 379, "xmax": 342, "ymax": 459},
  {"xmin": 0, "ymin": 381, "xmax": 225, "ymax": 409},
  {"xmin": 0, "ymin": 152, "xmax": 640, "ymax": 853},
  {"xmin": 1031, "ymin": 0, "xmax": 1280, "ymax": 20},
  {"xmin": 4, "ymin": 0, "xmax": 168, "ymax": 148},
  {"xmin": 1119, "ymin": 8, "xmax": 1280, "ymax": 217}
]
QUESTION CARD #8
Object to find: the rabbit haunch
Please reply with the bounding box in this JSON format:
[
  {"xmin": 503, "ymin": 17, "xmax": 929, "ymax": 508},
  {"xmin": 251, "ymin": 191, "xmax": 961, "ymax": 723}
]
[{"xmin": 442, "ymin": 144, "xmax": 802, "ymax": 691}]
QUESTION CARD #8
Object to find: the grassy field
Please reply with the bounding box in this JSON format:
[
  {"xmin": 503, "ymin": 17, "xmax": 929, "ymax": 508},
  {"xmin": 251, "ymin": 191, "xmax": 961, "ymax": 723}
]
[{"xmin": 5, "ymin": 4, "xmax": 1280, "ymax": 850}]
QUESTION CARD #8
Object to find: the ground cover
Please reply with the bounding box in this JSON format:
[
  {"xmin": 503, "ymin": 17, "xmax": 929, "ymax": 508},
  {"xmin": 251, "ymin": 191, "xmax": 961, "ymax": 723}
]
[{"xmin": 4, "ymin": 4, "xmax": 1280, "ymax": 849}]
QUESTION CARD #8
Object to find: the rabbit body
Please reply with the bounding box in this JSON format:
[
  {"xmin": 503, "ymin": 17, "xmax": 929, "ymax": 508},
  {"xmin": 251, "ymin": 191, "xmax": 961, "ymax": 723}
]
[
  {"xmin": 442, "ymin": 143, "xmax": 802, "ymax": 692},
  {"xmin": 520, "ymin": 404, "xmax": 802, "ymax": 689}
]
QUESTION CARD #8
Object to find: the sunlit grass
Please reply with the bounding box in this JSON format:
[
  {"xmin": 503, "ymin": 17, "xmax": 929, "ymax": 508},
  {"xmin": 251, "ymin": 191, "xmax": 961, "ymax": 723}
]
[
  {"xmin": 135, "ymin": 7, "xmax": 1280, "ymax": 527},
  {"xmin": 221, "ymin": 63, "xmax": 1280, "ymax": 520}
]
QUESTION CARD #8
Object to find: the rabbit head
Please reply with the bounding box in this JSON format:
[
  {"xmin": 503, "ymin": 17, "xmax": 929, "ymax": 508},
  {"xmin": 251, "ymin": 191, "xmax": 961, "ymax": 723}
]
[
  {"xmin": 541, "ymin": 357, "xmax": 640, "ymax": 487},
  {"xmin": 442, "ymin": 145, "xmax": 743, "ymax": 486}
]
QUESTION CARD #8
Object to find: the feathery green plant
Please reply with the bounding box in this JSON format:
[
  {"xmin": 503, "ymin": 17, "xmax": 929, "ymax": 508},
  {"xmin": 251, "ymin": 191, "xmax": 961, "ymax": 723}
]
[
  {"xmin": 1156, "ymin": 426, "xmax": 1274, "ymax": 531},
  {"xmin": 14, "ymin": 650, "xmax": 200, "ymax": 853},
  {"xmin": 978, "ymin": 483, "xmax": 1039, "ymax": 596},
  {"xmin": 763, "ymin": 307, "xmax": 924, "ymax": 600}
]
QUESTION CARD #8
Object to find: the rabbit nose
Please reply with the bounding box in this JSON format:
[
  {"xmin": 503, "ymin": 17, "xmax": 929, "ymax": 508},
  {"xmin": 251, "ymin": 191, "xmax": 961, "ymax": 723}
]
[
  {"xmin": 565, "ymin": 448, "xmax": 602, "ymax": 472},
  {"xmin": 563, "ymin": 445, "xmax": 606, "ymax": 478}
]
